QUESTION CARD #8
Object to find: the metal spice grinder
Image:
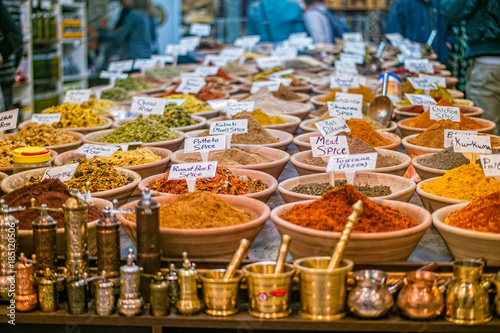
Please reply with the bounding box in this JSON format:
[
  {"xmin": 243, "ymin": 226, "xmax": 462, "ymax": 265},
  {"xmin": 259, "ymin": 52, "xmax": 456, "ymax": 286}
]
[
  {"xmin": 135, "ymin": 187, "xmax": 161, "ymax": 303},
  {"xmin": 176, "ymin": 252, "xmax": 201, "ymax": 315},
  {"xmin": 95, "ymin": 270, "xmax": 115, "ymax": 316},
  {"xmin": 117, "ymin": 249, "xmax": 144, "ymax": 316},
  {"xmin": 37, "ymin": 268, "xmax": 61, "ymax": 313},
  {"xmin": 31, "ymin": 200, "xmax": 58, "ymax": 275},
  {"xmin": 66, "ymin": 266, "xmax": 89, "ymax": 315},
  {"xmin": 167, "ymin": 263, "xmax": 179, "ymax": 307},
  {"xmin": 150, "ymin": 272, "xmax": 169, "ymax": 316},
  {"xmin": 15, "ymin": 253, "xmax": 38, "ymax": 311},
  {"xmin": 0, "ymin": 199, "xmax": 24, "ymax": 301}
]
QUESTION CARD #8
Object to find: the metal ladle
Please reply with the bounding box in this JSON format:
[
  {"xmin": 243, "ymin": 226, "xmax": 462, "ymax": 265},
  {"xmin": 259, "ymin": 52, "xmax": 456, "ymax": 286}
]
[{"xmin": 367, "ymin": 72, "xmax": 393, "ymax": 126}]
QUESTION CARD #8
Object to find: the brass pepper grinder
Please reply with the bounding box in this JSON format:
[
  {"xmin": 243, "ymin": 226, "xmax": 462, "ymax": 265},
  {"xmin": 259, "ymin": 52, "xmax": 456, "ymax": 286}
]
[
  {"xmin": 176, "ymin": 252, "xmax": 201, "ymax": 315},
  {"xmin": 0, "ymin": 199, "xmax": 25, "ymax": 302},
  {"xmin": 167, "ymin": 263, "xmax": 179, "ymax": 307},
  {"xmin": 37, "ymin": 267, "xmax": 62, "ymax": 313},
  {"xmin": 15, "ymin": 253, "xmax": 37, "ymax": 311},
  {"xmin": 117, "ymin": 249, "xmax": 144, "ymax": 316},
  {"xmin": 64, "ymin": 187, "xmax": 93, "ymax": 277},
  {"xmin": 66, "ymin": 265, "xmax": 89, "ymax": 315},
  {"xmin": 96, "ymin": 199, "xmax": 133, "ymax": 290},
  {"xmin": 135, "ymin": 187, "xmax": 161, "ymax": 303},
  {"xmin": 95, "ymin": 270, "xmax": 115, "ymax": 316},
  {"xmin": 31, "ymin": 199, "xmax": 59, "ymax": 275},
  {"xmin": 150, "ymin": 272, "xmax": 170, "ymax": 316}
]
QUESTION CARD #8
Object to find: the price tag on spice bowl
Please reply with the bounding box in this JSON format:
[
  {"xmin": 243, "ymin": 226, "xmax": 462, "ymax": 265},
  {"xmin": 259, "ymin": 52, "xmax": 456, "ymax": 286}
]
[
  {"xmin": 310, "ymin": 135, "xmax": 350, "ymax": 157},
  {"xmin": 407, "ymin": 78, "xmax": 437, "ymax": 91},
  {"xmin": 41, "ymin": 163, "xmax": 79, "ymax": 182},
  {"xmin": 429, "ymin": 105, "xmax": 460, "ymax": 122},
  {"xmin": 31, "ymin": 113, "xmax": 61, "ymax": 124},
  {"xmin": 184, "ymin": 135, "xmax": 226, "ymax": 162},
  {"xmin": 0, "ymin": 109, "xmax": 19, "ymax": 139},
  {"xmin": 480, "ymin": 154, "xmax": 500, "ymax": 178},
  {"xmin": 443, "ymin": 130, "xmax": 477, "ymax": 148},
  {"xmin": 326, "ymin": 152, "xmax": 378, "ymax": 184},
  {"xmin": 209, "ymin": 119, "xmax": 248, "ymax": 135},
  {"xmin": 64, "ymin": 89, "xmax": 91, "ymax": 104},
  {"xmin": 224, "ymin": 102, "xmax": 255, "ymax": 116},
  {"xmin": 130, "ymin": 96, "xmax": 167, "ymax": 116},
  {"xmin": 452, "ymin": 134, "xmax": 492, "ymax": 154},
  {"xmin": 330, "ymin": 75, "xmax": 360, "ymax": 91},
  {"xmin": 419, "ymin": 74, "xmax": 446, "ymax": 88},
  {"xmin": 176, "ymin": 80, "xmax": 205, "ymax": 94},
  {"xmin": 315, "ymin": 117, "xmax": 351, "ymax": 137},
  {"xmin": 189, "ymin": 23, "xmax": 211, "ymax": 37},
  {"xmin": 327, "ymin": 101, "xmax": 363, "ymax": 120},
  {"xmin": 108, "ymin": 60, "xmax": 133, "ymax": 72},
  {"xmin": 168, "ymin": 161, "xmax": 218, "ymax": 193},
  {"xmin": 404, "ymin": 94, "xmax": 436, "ymax": 111},
  {"xmin": 335, "ymin": 93, "xmax": 363, "ymax": 105},
  {"xmin": 75, "ymin": 144, "xmax": 121, "ymax": 159}
]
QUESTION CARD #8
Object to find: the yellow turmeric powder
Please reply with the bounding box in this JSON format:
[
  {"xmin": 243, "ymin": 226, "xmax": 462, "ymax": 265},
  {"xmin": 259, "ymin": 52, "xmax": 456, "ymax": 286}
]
[
  {"xmin": 421, "ymin": 163, "xmax": 500, "ymax": 201},
  {"xmin": 250, "ymin": 109, "xmax": 289, "ymax": 125}
]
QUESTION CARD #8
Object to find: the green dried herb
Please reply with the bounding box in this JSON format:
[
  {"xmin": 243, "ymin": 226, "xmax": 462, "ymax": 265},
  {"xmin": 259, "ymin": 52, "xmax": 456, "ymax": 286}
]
[
  {"xmin": 114, "ymin": 77, "xmax": 152, "ymax": 91},
  {"xmin": 101, "ymin": 87, "xmax": 132, "ymax": 102}
]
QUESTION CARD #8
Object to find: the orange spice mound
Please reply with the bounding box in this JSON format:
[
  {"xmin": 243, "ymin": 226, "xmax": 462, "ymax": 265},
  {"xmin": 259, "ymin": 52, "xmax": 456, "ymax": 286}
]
[
  {"xmin": 403, "ymin": 109, "xmax": 485, "ymax": 129},
  {"xmin": 280, "ymin": 185, "xmax": 418, "ymax": 233},
  {"xmin": 345, "ymin": 119, "xmax": 392, "ymax": 147}
]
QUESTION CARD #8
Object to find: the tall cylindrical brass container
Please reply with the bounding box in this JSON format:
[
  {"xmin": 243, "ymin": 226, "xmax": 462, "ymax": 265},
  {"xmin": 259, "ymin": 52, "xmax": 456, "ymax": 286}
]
[
  {"xmin": 96, "ymin": 203, "xmax": 122, "ymax": 289},
  {"xmin": 150, "ymin": 272, "xmax": 169, "ymax": 316},
  {"xmin": 64, "ymin": 190, "xmax": 89, "ymax": 276},
  {"xmin": 32, "ymin": 205, "xmax": 57, "ymax": 275},
  {"xmin": 38, "ymin": 268, "xmax": 59, "ymax": 312}
]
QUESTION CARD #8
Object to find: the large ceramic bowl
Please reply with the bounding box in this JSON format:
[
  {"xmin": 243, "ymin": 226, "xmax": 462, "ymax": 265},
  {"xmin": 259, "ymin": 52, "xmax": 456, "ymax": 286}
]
[
  {"xmin": 416, "ymin": 177, "xmax": 468, "ymax": 213},
  {"xmin": 170, "ymin": 147, "xmax": 290, "ymax": 179},
  {"xmin": 401, "ymin": 135, "xmax": 444, "ymax": 156},
  {"xmin": 5, "ymin": 131, "xmax": 83, "ymax": 155},
  {"xmin": 397, "ymin": 117, "xmax": 495, "ymax": 138},
  {"xmin": 113, "ymin": 115, "xmax": 207, "ymax": 132},
  {"xmin": 232, "ymin": 92, "xmax": 310, "ymax": 103},
  {"xmin": 1, "ymin": 166, "xmax": 141, "ymax": 206},
  {"xmin": 18, "ymin": 117, "xmax": 113, "ymax": 135},
  {"xmin": 18, "ymin": 198, "xmax": 112, "ymax": 256},
  {"xmin": 299, "ymin": 118, "xmax": 397, "ymax": 134},
  {"xmin": 239, "ymin": 82, "xmax": 313, "ymax": 94},
  {"xmin": 117, "ymin": 195, "xmax": 270, "ymax": 259},
  {"xmin": 394, "ymin": 105, "xmax": 484, "ymax": 122},
  {"xmin": 185, "ymin": 129, "xmax": 294, "ymax": 151},
  {"xmin": 310, "ymin": 94, "xmax": 329, "ymax": 108},
  {"xmin": 83, "ymin": 129, "xmax": 185, "ymax": 152},
  {"xmin": 54, "ymin": 147, "xmax": 172, "ymax": 181},
  {"xmin": 290, "ymin": 149, "xmax": 411, "ymax": 177},
  {"xmin": 271, "ymin": 199, "xmax": 431, "ymax": 262},
  {"xmin": 0, "ymin": 149, "xmax": 58, "ymax": 176},
  {"xmin": 278, "ymin": 172, "xmax": 416, "ymax": 203},
  {"xmin": 432, "ymin": 203, "xmax": 500, "ymax": 265},
  {"xmin": 224, "ymin": 101, "xmax": 313, "ymax": 120},
  {"xmin": 137, "ymin": 168, "xmax": 278, "ymax": 203},
  {"xmin": 411, "ymin": 153, "xmax": 448, "ymax": 181},
  {"xmin": 208, "ymin": 114, "xmax": 301, "ymax": 135}
]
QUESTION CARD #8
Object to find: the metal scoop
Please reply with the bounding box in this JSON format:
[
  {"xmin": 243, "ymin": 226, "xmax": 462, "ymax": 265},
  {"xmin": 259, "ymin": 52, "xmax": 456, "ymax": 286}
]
[{"xmin": 367, "ymin": 72, "xmax": 393, "ymax": 126}]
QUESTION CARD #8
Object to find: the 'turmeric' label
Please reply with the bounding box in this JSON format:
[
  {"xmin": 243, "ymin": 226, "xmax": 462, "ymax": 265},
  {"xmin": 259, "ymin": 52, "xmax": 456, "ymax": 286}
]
[{"xmin": 452, "ymin": 135, "xmax": 492, "ymax": 154}]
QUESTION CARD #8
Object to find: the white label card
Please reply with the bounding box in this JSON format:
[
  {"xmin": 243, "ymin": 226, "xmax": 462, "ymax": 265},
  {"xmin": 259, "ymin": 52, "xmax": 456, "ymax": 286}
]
[
  {"xmin": 99, "ymin": 71, "xmax": 128, "ymax": 80},
  {"xmin": 405, "ymin": 94, "xmax": 437, "ymax": 106},
  {"xmin": 0, "ymin": 109, "xmax": 18, "ymax": 131},
  {"xmin": 108, "ymin": 60, "xmax": 133, "ymax": 72},
  {"xmin": 326, "ymin": 153, "xmax": 378, "ymax": 172},
  {"xmin": 250, "ymin": 80, "xmax": 280, "ymax": 93},
  {"xmin": 289, "ymin": 32, "xmax": 308, "ymax": 40},
  {"xmin": 168, "ymin": 161, "xmax": 218, "ymax": 192},
  {"xmin": 207, "ymin": 99, "xmax": 237, "ymax": 111},
  {"xmin": 335, "ymin": 93, "xmax": 363, "ymax": 104},
  {"xmin": 31, "ymin": 113, "xmax": 61, "ymax": 124},
  {"xmin": 224, "ymin": 102, "xmax": 255, "ymax": 115},
  {"xmin": 234, "ymin": 35, "xmax": 260, "ymax": 48},
  {"xmin": 190, "ymin": 23, "xmax": 211, "ymax": 36},
  {"xmin": 130, "ymin": 96, "xmax": 167, "ymax": 116},
  {"xmin": 385, "ymin": 32, "xmax": 404, "ymax": 46},
  {"xmin": 407, "ymin": 77, "xmax": 437, "ymax": 90},
  {"xmin": 286, "ymin": 37, "xmax": 313, "ymax": 49},
  {"xmin": 343, "ymin": 32, "xmax": 363, "ymax": 42},
  {"xmin": 444, "ymin": 130, "xmax": 477, "ymax": 148},
  {"xmin": 272, "ymin": 47, "xmax": 298, "ymax": 61},
  {"xmin": 339, "ymin": 53, "xmax": 364, "ymax": 64},
  {"xmin": 310, "ymin": 135, "xmax": 350, "ymax": 157},
  {"xmin": 453, "ymin": 135, "xmax": 492, "ymax": 154},
  {"xmin": 75, "ymin": 144, "xmax": 120, "ymax": 158},
  {"xmin": 41, "ymin": 163, "xmax": 79, "ymax": 182},
  {"xmin": 166, "ymin": 44, "xmax": 187, "ymax": 56},
  {"xmin": 330, "ymin": 76, "xmax": 360, "ymax": 90},
  {"xmin": 269, "ymin": 69, "xmax": 294, "ymax": 78},
  {"xmin": 327, "ymin": 102, "xmax": 363, "ymax": 120},
  {"xmin": 480, "ymin": 155, "xmax": 500, "ymax": 177},
  {"xmin": 419, "ymin": 74, "xmax": 446, "ymax": 88},
  {"xmin": 184, "ymin": 135, "xmax": 226, "ymax": 153},
  {"xmin": 180, "ymin": 73, "xmax": 205, "ymax": 80},
  {"xmin": 194, "ymin": 66, "xmax": 219, "ymax": 76},
  {"xmin": 203, "ymin": 55, "xmax": 231, "ymax": 66},
  {"xmin": 334, "ymin": 61, "xmax": 358, "ymax": 76},
  {"xmin": 163, "ymin": 99, "xmax": 186, "ymax": 106},
  {"xmin": 64, "ymin": 89, "xmax": 91, "ymax": 104},
  {"xmin": 133, "ymin": 58, "xmax": 158, "ymax": 70},
  {"xmin": 315, "ymin": 117, "xmax": 351, "ymax": 137},
  {"xmin": 151, "ymin": 55, "xmax": 175, "ymax": 66},
  {"xmin": 179, "ymin": 36, "xmax": 201, "ymax": 51},
  {"xmin": 406, "ymin": 61, "xmax": 434, "ymax": 74},
  {"xmin": 219, "ymin": 47, "xmax": 245, "ymax": 60},
  {"xmin": 255, "ymin": 57, "xmax": 282, "ymax": 69},
  {"xmin": 429, "ymin": 105, "xmax": 460, "ymax": 122},
  {"xmin": 343, "ymin": 42, "xmax": 366, "ymax": 55},
  {"xmin": 209, "ymin": 119, "xmax": 248, "ymax": 135},
  {"xmin": 176, "ymin": 80, "xmax": 205, "ymax": 94}
]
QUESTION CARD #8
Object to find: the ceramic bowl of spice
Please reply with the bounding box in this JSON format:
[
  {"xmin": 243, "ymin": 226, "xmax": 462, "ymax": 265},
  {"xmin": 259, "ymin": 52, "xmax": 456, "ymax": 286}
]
[
  {"xmin": 290, "ymin": 149, "xmax": 411, "ymax": 177},
  {"xmin": 18, "ymin": 116, "xmax": 113, "ymax": 135},
  {"xmin": 270, "ymin": 185, "xmax": 432, "ymax": 262},
  {"xmin": 83, "ymin": 129, "xmax": 186, "ymax": 152},
  {"xmin": 402, "ymin": 135, "xmax": 444, "ymax": 156},
  {"xmin": 278, "ymin": 172, "xmax": 416, "ymax": 203},
  {"xmin": 209, "ymin": 112, "xmax": 301, "ymax": 135},
  {"xmin": 393, "ymin": 104, "xmax": 484, "ymax": 122},
  {"xmin": 1, "ymin": 163, "xmax": 141, "ymax": 206},
  {"xmin": 138, "ymin": 167, "xmax": 278, "ymax": 203},
  {"xmin": 171, "ymin": 147, "xmax": 290, "ymax": 179},
  {"xmin": 117, "ymin": 192, "xmax": 270, "ymax": 258},
  {"xmin": 432, "ymin": 193, "xmax": 500, "ymax": 265},
  {"xmin": 397, "ymin": 116, "xmax": 495, "ymax": 137},
  {"xmin": 412, "ymin": 153, "xmax": 448, "ymax": 181},
  {"xmin": 299, "ymin": 118, "xmax": 398, "ymax": 134},
  {"xmin": 114, "ymin": 114, "xmax": 207, "ymax": 132}
]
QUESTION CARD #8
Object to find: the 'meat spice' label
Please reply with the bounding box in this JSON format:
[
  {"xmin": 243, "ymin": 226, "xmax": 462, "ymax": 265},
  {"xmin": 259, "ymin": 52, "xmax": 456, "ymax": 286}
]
[
  {"xmin": 184, "ymin": 135, "xmax": 226, "ymax": 153},
  {"xmin": 310, "ymin": 135, "xmax": 350, "ymax": 157},
  {"xmin": 480, "ymin": 155, "xmax": 500, "ymax": 177},
  {"xmin": 64, "ymin": 89, "xmax": 91, "ymax": 104},
  {"xmin": 42, "ymin": 163, "xmax": 79, "ymax": 182},
  {"xmin": 452, "ymin": 134, "xmax": 492, "ymax": 154},
  {"xmin": 130, "ymin": 97, "xmax": 167, "ymax": 116},
  {"xmin": 32, "ymin": 113, "xmax": 61, "ymax": 124},
  {"xmin": 430, "ymin": 105, "xmax": 460, "ymax": 122},
  {"xmin": 75, "ymin": 144, "xmax": 120, "ymax": 158},
  {"xmin": 0, "ymin": 109, "xmax": 18, "ymax": 131},
  {"xmin": 209, "ymin": 119, "xmax": 248, "ymax": 134},
  {"xmin": 327, "ymin": 102, "xmax": 363, "ymax": 120},
  {"xmin": 326, "ymin": 153, "xmax": 378, "ymax": 172}
]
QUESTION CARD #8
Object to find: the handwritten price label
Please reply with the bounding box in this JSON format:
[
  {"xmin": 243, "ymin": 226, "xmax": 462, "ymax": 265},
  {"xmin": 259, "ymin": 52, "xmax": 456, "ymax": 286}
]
[
  {"xmin": 405, "ymin": 94, "xmax": 437, "ymax": 106},
  {"xmin": 194, "ymin": 66, "xmax": 220, "ymax": 76},
  {"xmin": 326, "ymin": 153, "xmax": 378, "ymax": 172},
  {"xmin": 209, "ymin": 119, "xmax": 248, "ymax": 135},
  {"xmin": 452, "ymin": 135, "xmax": 492, "ymax": 154},
  {"xmin": 31, "ymin": 113, "xmax": 61, "ymax": 124},
  {"xmin": 429, "ymin": 105, "xmax": 460, "ymax": 122},
  {"xmin": 184, "ymin": 135, "xmax": 226, "ymax": 153},
  {"xmin": 335, "ymin": 93, "xmax": 363, "ymax": 104},
  {"xmin": 130, "ymin": 97, "xmax": 167, "ymax": 116},
  {"xmin": 327, "ymin": 102, "xmax": 363, "ymax": 120},
  {"xmin": 224, "ymin": 102, "xmax": 255, "ymax": 116},
  {"xmin": 407, "ymin": 77, "xmax": 437, "ymax": 90},
  {"xmin": 343, "ymin": 42, "xmax": 366, "ymax": 55},
  {"xmin": 64, "ymin": 89, "xmax": 91, "ymax": 104},
  {"xmin": 0, "ymin": 109, "xmax": 18, "ymax": 131},
  {"xmin": 75, "ymin": 144, "xmax": 120, "ymax": 158},
  {"xmin": 190, "ymin": 23, "xmax": 211, "ymax": 36},
  {"xmin": 419, "ymin": 74, "xmax": 446, "ymax": 88},
  {"xmin": 108, "ymin": 60, "xmax": 133, "ymax": 72},
  {"xmin": 176, "ymin": 80, "xmax": 205, "ymax": 94},
  {"xmin": 444, "ymin": 130, "xmax": 478, "ymax": 148},
  {"xmin": 256, "ymin": 56, "xmax": 282, "ymax": 69},
  {"xmin": 330, "ymin": 76, "xmax": 360, "ymax": 90},
  {"xmin": 480, "ymin": 155, "xmax": 500, "ymax": 177}
]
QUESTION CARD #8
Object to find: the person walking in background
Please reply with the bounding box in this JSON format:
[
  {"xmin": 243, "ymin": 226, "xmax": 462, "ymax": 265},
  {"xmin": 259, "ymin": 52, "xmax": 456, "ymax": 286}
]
[
  {"xmin": 99, "ymin": 0, "xmax": 156, "ymax": 60},
  {"xmin": 247, "ymin": 0, "xmax": 305, "ymax": 42},
  {"xmin": 441, "ymin": 0, "xmax": 500, "ymax": 134},
  {"xmin": 387, "ymin": 0, "xmax": 454, "ymax": 65},
  {"xmin": 0, "ymin": 0, "xmax": 23, "ymax": 112},
  {"xmin": 303, "ymin": 0, "xmax": 345, "ymax": 44}
]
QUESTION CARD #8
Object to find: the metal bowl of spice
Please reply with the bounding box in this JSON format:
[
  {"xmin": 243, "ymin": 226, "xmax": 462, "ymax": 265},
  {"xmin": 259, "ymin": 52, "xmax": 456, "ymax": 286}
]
[
  {"xmin": 116, "ymin": 192, "xmax": 270, "ymax": 259},
  {"xmin": 278, "ymin": 172, "xmax": 416, "ymax": 203},
  {"xmin": 270, "ymin": 186, "xmax": 432, "ymax": 263},
  {"xmin": 432, "ymin": 193, "xmax": 500, "ymax": 265}
]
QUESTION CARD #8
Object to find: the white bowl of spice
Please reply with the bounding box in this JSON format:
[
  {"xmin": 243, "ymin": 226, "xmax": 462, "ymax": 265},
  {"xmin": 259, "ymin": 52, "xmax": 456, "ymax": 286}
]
[
  {"xmin": 116, "ymin": 192, "xmax": 270, "ymax": 259},
  {"xmin": 171, "ymin": 147, "xmax": 290, "ymax": 179},
  {"xmin": 279, "ymin": 172, "xmax": 416, "ymax": 204}
]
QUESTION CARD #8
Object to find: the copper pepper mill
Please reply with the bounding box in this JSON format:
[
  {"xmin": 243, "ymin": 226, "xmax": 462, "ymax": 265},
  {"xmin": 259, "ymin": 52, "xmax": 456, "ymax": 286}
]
[
  {"xmin": 15, "ymin": 253, "xmax": 37, "ymax": 311},
  {"xmin": 135, "ymin": 188, "xmax": 161, "ymax": 303},
  {"xmin": 30, "ymin": 199, "xmax": 58, "ymax": 275},
  {"xmin": 0, "ymin": 199, "xmax": 25, "ymax": 302}
]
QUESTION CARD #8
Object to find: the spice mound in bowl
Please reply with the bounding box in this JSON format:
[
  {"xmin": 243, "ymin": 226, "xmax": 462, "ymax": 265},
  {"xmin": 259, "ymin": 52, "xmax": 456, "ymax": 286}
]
[
  {"xmin": 403, "ymin": 111, "xmax": 486, "ymax": 130},
  {"xmin": 160, "ymin": 94, "xmax": 212, "ymax": 113},
  {"xmin": 115, "ymin": 77, "xmax": 152, "ymax": 91},
  {"xmin": 418, "ymin": 146, "xmax": 500, "ymax": 171},
  {"xmin": 127, "ymin": 191, "xmax": 251, "ymax": 229},
  {"xmin": 184, "ymin": 147, "xmax": 271, "ymax": 166},
  {"xmin": 101, "ymin": 87, "xmax": 132, "ymax": 102},
  {"xmin": 11, "ymin": 123, "xmax": 78, "ymax": 147},
  {"xmin": 318, "ymin": 85, "xmax": 376, "ymax": 104},
  {"xmin": 147, "ymin": 167, "xmax": 268, "ymax": 195},
  {"xmin": 43, "ymin": 103, "xmax": 107, "ymax": 128},
  {"xmin": 291, "ymin": 181, "xmax": 392, "ymax": 198},
  {"xmin": 311, "ymin": 111, "xmax": 387, "ymax": 131},
  {"xmin": 250, "ymin": 109, "xmax": 290, "ymax": 125},
  {"xmin": 241, "ymin": 87, "xmax": 309, "ymax": 115},
  {"xmin": 68, "ymin": 149, "xmax": 161, "ymax": 167},
  {"xmin": 280, "ymin": 185, "xmax": 417, "ymax": 233}
]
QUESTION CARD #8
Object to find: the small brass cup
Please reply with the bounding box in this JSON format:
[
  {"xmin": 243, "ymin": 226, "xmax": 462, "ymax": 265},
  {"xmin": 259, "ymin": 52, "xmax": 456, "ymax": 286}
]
[{"xmin": 200, "ymin": 269, "xmax": 243, "ymax": 317}]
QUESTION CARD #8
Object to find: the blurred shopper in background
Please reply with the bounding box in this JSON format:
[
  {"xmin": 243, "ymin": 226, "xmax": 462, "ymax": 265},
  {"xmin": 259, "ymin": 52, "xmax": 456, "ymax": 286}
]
[
  {"xmin": 303, "ymin": 0, "xmax": 345, "ymax": 44},
  {"xmin": 247, "ymin": 0, "xmax": 305, "ymax": 42},
  {"xmin": 441, "ymin": 0, "xmax": 500, "ymax": 134}
]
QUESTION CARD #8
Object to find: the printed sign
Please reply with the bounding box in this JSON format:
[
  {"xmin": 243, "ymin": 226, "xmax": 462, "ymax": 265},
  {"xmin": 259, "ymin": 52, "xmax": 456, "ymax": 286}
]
[
  {"xmin": 419, "ymin": 74, "xmax": 446, "ymax": 88},
  {"xmin": 184, "ymin": 135, "xmax": 226, "ymax": 153},
  {"xmin": 224, "ymin": 102, "xmax": 255, "ymax": 115},
  {"xmin": 444, "ymin": 130, "xmax": 477, "ymax": 148},
  {"xmin": 176, "ymin": 80, "xmax": 205, "ymax": 94},
  {"xmin": 327, "ymin": 102, "xmax": 363, "ymax": 119},
  {"xmin": 326, "ymin": 153, "xmax": 378, "ymax": 172},
  {"xmin": 31, "ymin": 113, "xmax": 61, "ymax": 124},
  {"xmin": 429, "ymin": 105, "xmax": 460, "ymax": 122},
  {"xmin": 255, "ymin": 57, "xmax": 282, "ymax": 69},
  {"xmin": 480, "ymin": 155, "xmax": 500, "ymax": 177},
  {"xmin": 405, "ymin": 94, "xmax": 437, "ymax": 106},
  {"xmin": 209, "ymin": 119, "xmax": 248, "ymax": 135},
  {"xmin": 75, "ymin": 144, "xmax": 120, "ymax": 158},
  {"xmin": 315, "ymin": 117, "xmax": 351, "ymax": 137},
  {"xmin": 310, "ymin": 135, "xmax": 350, "ymax": 157},
  {"xmin": 190, "ymin": 23, "xmax": 211, "ymax": 36},
  {"xmin": 343, "ymin": 42, "xmax": 366, "ymax": 56},
  {"xmin": 452, "ymin": 135, "xmax": 492, "ymax": 154},
  {"xmin": 335, "ymin": 93, "xmax": 363, "ymax": 105},
  {"xmin": 0, "ymin": 109, "xmax": 18, "ymax": 131},
  {"xmin": 407, "ymin": 77, "xmax": 437, "ymax": 90},
  {"xmin": 330, "ymin": 76, "xmax": 360, "ymax": 90},
  {"xmin": 339, "ymin": 53, "xmax": 364, "ymax": 64},
  {"xmin": 130, "ymin": 96, "xmax": 167, "ymax": 116},
  {"xmin": 108, "ymin": 60, "xmax": 133, "ymax": 72},
  {"xmin": 41, "ymin": 163, "xmax": 79, "ymax": 182},
  {"xmin": 64, "ymin": 89, "xmax": 91, "ymax": 103}
]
